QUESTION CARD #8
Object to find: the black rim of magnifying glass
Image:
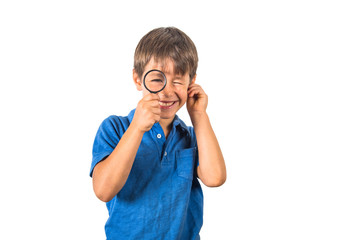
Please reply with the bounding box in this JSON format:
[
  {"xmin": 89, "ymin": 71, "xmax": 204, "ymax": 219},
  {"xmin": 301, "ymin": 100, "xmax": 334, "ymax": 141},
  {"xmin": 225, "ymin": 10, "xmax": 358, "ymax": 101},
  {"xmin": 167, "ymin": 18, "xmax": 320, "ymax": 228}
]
[{"xmin": 143, "ymin": 69, "xmax": 167, "ymax": 94}]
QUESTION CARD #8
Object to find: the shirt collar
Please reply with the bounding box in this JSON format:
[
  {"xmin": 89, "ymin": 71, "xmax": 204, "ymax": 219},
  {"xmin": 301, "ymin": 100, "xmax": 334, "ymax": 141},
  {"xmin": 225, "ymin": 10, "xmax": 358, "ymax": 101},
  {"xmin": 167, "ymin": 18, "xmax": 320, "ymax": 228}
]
[
  {"xmin": 172, "ymin": 115, "xmax": 190, "ymax": 135},
  {"xmin": 128, "ymin": 109, "xmax": 190, "ymax": 135}
]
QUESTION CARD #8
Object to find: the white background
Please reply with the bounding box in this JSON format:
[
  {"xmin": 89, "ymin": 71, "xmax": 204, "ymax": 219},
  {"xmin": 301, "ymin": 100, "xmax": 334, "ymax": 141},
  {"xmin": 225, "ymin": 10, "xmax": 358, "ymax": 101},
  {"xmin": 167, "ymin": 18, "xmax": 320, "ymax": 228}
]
[{"xmin": 1, "ymin": 0, "xmax": 359, "ymax": 239}]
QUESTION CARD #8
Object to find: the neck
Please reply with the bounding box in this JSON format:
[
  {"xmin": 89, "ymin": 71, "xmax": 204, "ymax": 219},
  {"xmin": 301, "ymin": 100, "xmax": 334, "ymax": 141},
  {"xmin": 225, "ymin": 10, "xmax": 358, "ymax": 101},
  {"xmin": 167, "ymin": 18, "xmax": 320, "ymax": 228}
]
[{"xmin": 159, "ymin": 118, "xmax": 174, "ymax": 138}]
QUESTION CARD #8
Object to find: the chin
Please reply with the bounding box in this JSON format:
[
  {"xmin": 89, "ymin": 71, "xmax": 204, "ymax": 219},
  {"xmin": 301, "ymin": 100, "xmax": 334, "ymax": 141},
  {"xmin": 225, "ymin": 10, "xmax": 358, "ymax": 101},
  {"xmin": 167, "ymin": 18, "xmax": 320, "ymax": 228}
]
[
  {"xmin": 160, "ymin": 102, "xmax": 182, "ymax": 118},
  {"xmin": 160, "ymin": 112, "xmax": 175, "ymax": 120},
  {"xmin": 160, "ymin": 108, "xmax": 179, "ymax": 118}
]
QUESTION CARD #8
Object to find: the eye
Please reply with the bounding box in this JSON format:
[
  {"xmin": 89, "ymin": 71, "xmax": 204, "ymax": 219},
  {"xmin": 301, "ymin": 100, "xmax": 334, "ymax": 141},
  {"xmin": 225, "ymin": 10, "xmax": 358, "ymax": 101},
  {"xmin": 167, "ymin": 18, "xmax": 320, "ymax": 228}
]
[
  {"xmin": 151, "ymin": 79, "xmax": 164, "ymax": 83},
  {"xmin": 174, "ymin": 81, "xmax": 183, "ymax": 85}
]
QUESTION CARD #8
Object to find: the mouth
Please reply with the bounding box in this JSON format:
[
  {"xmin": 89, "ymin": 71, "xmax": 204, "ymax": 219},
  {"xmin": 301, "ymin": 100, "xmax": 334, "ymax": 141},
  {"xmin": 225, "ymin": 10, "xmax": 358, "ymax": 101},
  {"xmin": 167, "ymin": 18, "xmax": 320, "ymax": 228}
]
[{"xmin": 159, "ymin": 101, "xmax": 177, "ymax": 109}]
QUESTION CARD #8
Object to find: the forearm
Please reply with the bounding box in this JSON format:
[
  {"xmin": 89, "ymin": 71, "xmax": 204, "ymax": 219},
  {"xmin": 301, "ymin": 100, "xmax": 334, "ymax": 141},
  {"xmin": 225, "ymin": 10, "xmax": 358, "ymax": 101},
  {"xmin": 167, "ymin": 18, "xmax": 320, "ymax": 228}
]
[
  {"xmin": 191, "ymin": 112, "xmax": 226, "ymax": 187},
  {"xmin": 92, "ymin": 123, "xmax": 144, "ymax": 202}
]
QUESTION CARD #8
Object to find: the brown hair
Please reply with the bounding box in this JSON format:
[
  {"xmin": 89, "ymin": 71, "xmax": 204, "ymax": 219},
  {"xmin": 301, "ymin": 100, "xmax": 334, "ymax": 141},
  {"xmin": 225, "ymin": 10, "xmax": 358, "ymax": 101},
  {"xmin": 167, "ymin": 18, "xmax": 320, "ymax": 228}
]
[{"xmin": 134, "ymin": 27, "xmax": 198, "ymax": 81}]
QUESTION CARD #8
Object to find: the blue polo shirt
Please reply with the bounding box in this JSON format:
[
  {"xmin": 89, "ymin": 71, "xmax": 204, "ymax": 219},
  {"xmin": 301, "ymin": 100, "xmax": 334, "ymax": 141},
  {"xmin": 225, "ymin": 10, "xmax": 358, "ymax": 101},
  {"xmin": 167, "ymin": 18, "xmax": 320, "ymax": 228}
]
[{"xmin": 90, "ymin": 109, "xmax": 203, "ymax": 240}]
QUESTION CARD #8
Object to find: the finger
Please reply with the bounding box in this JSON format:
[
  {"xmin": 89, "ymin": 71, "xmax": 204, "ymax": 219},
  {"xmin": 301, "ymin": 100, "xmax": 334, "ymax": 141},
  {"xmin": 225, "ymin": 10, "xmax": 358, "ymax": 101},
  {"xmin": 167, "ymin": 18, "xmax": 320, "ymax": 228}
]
[
  {"xmin": 154, "ymin": 114, "xmax": 161, "ymax": 123},
  {"xmin": 143, "ymin": 93, "xmax": 160, "ymax": 101},
  {"xmin": 149, "ymin": 99, "xmax": 160, "ymax": 108},
  {"xmin": 150, "ymin": 94, "xmax": 160, "ymax": 101},
  {"xmin": 152, "ymin": 103, "xmax": 161, "ymax": 111},
  {"xmin": 188, "ymin": 88, "xmax": 202, "ymax": 98},
  {"xmin": 188, "ymin": 84, "xmax": 202, "ymax": 93},
  {"xmin": 151, "ymin": 106, "xmax": 161, "ymax": 120},
  {"xmin": 188, "ymin": 82, "xmax": 199, "ymax": 88},
  {"xmin": 188, "ymin": 83, "xmax": 202, "ymax": 89}
]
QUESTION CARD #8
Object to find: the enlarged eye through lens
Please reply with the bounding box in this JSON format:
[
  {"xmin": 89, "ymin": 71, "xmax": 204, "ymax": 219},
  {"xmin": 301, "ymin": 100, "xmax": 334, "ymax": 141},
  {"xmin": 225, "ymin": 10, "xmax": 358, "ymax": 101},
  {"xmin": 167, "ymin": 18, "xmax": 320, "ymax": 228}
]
[{"xmin": 143, "ymin": 69, "xmax": 167, "ymax": 94}]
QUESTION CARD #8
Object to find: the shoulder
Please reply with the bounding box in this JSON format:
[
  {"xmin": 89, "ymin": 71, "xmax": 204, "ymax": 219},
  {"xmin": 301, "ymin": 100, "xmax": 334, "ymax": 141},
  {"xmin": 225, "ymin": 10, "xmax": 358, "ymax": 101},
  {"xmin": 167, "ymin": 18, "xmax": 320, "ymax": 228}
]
[
  {"xmin": 97, "ymin": 110, "xmax": 134, "ymax": 137},
  {"xmin": 173, "ymin": 115, "xmax": 197, "ymax": 147},
  {"xmin": 100, "ymin": 115, "xmax": 130, "ymax": 130},
  {"xmin": 173, "ymin": 115, "xmax": 192, "ymax": 135}
]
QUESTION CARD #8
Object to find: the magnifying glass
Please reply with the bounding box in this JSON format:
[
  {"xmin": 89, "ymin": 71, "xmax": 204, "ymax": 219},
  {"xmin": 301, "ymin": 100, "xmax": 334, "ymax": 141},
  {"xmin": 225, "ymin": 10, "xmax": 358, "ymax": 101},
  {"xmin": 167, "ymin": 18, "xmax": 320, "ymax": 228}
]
[{"xmin": 143, "ymin": 69, "xmax": 167, "ymax": 94}]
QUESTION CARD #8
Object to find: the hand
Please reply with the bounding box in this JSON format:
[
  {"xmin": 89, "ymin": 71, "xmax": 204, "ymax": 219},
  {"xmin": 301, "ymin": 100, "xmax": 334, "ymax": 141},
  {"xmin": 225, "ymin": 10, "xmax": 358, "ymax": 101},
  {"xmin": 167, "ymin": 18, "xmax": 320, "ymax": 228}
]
[
  {"xmin": 132, "ymin": 94, "xmax": 161, "ymax": 133},
  {"xmin": 187, "ymin": 83, "xmax": 208, "ymax": 119}
]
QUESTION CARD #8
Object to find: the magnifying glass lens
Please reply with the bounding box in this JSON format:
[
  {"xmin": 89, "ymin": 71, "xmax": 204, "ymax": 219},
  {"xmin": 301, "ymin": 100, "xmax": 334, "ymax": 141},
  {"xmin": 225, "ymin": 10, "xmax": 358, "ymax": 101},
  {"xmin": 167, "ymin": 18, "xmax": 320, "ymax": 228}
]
[{"xmin": 143, "ymin": 70, "xmax": 166, "ymax": 93}]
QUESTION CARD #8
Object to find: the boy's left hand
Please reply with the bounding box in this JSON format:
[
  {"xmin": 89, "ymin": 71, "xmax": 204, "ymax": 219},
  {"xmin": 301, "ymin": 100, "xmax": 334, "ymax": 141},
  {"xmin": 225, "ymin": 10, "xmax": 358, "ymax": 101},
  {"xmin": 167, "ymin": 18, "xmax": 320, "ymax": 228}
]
[{"xmin": 186, "ymin": 83, "xmax": 208, "ymax": 118}]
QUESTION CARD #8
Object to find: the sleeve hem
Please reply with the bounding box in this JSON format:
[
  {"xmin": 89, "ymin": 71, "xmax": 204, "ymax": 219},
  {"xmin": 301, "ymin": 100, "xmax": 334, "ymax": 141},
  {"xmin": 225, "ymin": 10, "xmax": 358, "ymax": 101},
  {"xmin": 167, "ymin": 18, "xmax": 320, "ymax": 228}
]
[{"xmin": 89, "ymin": 152, "xmax": 112, "ymax": 177}]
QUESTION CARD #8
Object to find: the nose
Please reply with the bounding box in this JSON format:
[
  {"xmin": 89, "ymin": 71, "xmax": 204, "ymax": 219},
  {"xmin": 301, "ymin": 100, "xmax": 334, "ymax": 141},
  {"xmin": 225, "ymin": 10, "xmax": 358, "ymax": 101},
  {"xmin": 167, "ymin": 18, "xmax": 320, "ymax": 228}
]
[{"xmin": 159, "ymin": 81, "xmax": 174, "ymax": 97}]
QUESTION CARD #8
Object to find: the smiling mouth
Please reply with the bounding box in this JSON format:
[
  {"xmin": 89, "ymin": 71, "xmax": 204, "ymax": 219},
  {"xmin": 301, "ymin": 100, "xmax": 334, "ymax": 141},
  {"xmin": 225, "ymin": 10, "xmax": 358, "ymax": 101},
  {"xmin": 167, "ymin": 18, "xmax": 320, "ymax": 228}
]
[
  {"xmin": 159, "ymin": 101, "xmax": 177, "ymax": 109},
  {"xmin": 159, "ymin": 101, "xmax": 174, "ymax": 106}
]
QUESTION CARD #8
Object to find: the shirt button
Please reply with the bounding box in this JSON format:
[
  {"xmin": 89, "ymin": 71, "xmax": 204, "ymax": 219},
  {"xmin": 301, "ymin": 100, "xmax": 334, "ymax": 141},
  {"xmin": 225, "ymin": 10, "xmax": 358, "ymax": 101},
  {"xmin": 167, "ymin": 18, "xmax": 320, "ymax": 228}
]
[
  {"xmin": 164, "ymin": 152, "xmax": 167, "ymax": 156},
  {"xmin": 157, "ymin": 134, "xmax": 162, "ymax": 139}
]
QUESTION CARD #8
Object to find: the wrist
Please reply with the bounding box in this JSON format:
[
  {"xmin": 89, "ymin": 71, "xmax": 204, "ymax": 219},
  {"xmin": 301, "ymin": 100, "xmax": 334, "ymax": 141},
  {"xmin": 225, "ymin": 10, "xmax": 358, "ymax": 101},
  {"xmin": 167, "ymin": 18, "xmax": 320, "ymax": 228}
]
[
  {"xmin": 190, "ymin": 111, "xmax": 208, "ymax": 127},
  {"xmin": 129, "ymin": 121, "xmax": 147, "ymax": 135}
]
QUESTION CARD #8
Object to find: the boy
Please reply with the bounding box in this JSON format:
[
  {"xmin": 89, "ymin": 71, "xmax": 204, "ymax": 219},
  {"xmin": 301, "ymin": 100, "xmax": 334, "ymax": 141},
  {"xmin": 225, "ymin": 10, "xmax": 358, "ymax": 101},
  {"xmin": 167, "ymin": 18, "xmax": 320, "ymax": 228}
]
[{"xmin": 90, "ymin": 27, "xmax": 226, "ymax": 239}]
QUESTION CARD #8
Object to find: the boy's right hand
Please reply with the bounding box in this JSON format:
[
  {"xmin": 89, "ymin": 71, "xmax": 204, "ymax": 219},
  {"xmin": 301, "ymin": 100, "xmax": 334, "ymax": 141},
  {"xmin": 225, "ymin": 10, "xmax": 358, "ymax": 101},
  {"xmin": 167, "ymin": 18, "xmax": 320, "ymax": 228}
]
[{"xmin": 132, "ymin": 94, "xmax": 161, "ymax": 133}]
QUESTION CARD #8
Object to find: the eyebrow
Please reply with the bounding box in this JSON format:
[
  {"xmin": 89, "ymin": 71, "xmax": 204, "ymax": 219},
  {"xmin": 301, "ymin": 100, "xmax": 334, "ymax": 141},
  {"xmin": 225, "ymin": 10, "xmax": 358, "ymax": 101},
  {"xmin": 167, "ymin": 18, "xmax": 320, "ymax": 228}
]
[
  {"xmin": 153, "ymin": 73, "xmax": 164, "ymax": 77},
  {"xmin": 172, "ymin": 77, "xmax": 186, "ymax": 82},
  {"xmin": 173, "ymin": 75, "xmax": 187, "ymax": 80}
]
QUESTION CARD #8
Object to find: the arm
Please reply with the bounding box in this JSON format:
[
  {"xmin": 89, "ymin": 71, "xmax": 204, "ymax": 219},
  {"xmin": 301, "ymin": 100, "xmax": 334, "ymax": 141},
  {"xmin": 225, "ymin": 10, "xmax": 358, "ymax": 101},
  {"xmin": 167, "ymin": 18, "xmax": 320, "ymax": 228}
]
[
  {"xmin": 187, "ymin": 84, "xmax": 227, "ymax": 187},
  {"xmin": 92, "ymin": 94, "xmax": 161, "ymax": 202},
  {"xmin": 92, "ymin": 123, "xmax": 143, "ymax": 202}
]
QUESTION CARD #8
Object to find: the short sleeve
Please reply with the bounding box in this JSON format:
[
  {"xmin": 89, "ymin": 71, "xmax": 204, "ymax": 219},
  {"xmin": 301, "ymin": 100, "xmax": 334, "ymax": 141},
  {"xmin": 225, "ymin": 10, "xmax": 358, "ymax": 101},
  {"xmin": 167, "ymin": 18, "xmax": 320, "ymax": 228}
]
[
  {"xmin": 90, "ymin": 115, "xmax": 129, "ymax": 177},
  {"xmin": 188, "ymin": 127, "xmax": 200, "ymax": 179},
  {"xmin": 188, "ymin": 126, "xmax": 198, "ymax": 160}
]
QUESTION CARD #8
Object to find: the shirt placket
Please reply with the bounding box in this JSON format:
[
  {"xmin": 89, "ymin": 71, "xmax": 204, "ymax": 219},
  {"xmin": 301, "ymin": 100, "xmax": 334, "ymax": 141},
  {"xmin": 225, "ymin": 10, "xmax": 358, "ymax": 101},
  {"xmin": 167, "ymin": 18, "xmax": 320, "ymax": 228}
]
[{"xmin": 150, "ymin": 123, "xmax": 166, "ymax": 160}]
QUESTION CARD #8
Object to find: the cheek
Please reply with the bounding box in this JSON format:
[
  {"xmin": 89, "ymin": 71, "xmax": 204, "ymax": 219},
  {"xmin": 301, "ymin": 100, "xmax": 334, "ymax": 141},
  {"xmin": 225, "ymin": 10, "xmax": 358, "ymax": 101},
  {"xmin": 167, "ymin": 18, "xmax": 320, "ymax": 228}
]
[
  {"xmin": 141, "ymin": 86, "xmax": 151, "ymax": 96},
  {"xmin": 177, "ymin": 89, "xmax": 189, "ymax": 102}
]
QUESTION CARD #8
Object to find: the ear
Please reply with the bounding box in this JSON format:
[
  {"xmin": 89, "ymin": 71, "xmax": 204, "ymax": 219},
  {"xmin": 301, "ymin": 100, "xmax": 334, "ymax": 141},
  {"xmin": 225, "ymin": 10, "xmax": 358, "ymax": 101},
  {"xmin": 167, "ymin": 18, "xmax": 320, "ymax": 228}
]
[
  {"xmin": 133, "ymin": 69, "xmax": 142, "ymax": 91},
  {"xmin": 190, "ymin": 74, "xmax": 197, "ymax": 85}
]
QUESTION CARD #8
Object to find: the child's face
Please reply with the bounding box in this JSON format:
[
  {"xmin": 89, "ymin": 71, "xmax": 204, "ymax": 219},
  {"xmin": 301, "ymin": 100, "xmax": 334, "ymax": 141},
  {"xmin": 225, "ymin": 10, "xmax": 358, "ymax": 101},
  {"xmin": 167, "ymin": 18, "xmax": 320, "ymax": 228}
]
[{"xmin": 134, "ymin": 58, "xmax": 194, "ymax": 122}]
